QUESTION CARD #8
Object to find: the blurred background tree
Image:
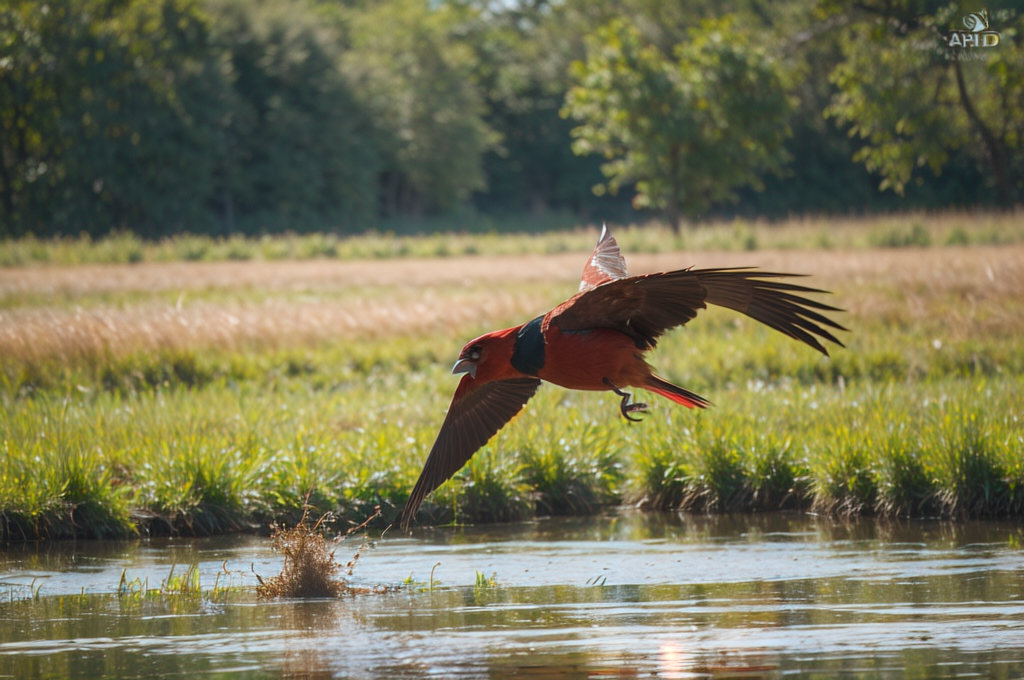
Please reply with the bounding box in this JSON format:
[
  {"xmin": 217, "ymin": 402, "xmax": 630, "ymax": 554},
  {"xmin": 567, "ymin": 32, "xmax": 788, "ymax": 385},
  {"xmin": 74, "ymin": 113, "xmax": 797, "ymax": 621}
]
[
  {"xmin": 207, "ymin": 0, "xmax": 379, "ymax": 235},
  {"xmin": 563, "ymin": 17, "xmax": 792, "ymax": 232},
  {"xmin": 461, "ymin": 0, "xmax": 613, "ymax": 222},
  {"xmin": 825, "ymin": 2, "xmax": 1023, "ymax": 207},
  {"xmin": 0, "ymin": 0, "xmax": 225, "ymax": 237},
  {"xmin": 342, "ymin": 0, "xmax": 490, "ymax": 219},
  {"xmin": 0, "ymin": 0, "xmax": 1019, "ymax": 239}
]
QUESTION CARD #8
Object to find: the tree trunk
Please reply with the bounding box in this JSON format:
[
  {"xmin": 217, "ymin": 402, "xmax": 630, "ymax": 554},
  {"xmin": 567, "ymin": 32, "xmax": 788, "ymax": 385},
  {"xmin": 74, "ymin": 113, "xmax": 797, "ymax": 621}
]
[
  {"xmin": 529, "ymin": 191, "xmax": 548, "ymax": 218},
  {"xmin": 666, "ymin": 191, "xmax": 681, "ymax": 235},
  {"xmin": 222, "ymin": 189, "xmax": 235, "ymax": 235},
  {"xmin": 0, "ymin": 148, "xmax": 16, "ymax": 231},
  {"xmin": 953, "ymin": 59, "xmax": 1015, "ymax": 207},
  {"xmin": 379, "ymin": 171, "xmax": 397, "ymax": 218},
  {"xmin": 666, "ymin": 145, "xmax": 682, "ymax": 234}
]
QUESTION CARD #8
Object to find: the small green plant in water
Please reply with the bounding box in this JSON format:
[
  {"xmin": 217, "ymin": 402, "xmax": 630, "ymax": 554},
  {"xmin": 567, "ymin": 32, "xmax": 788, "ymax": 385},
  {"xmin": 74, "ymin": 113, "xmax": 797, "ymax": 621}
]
[
  {"xmin": 116, "ymin": 561, "xmax": 246, "ymax": 604},
  {"xmin": 475, "ymin": 571, "xmax": 499, "ymax": 588},
  {"xmin": 161, "ymin": 563, "xmax": 201, "ymax": 597}
]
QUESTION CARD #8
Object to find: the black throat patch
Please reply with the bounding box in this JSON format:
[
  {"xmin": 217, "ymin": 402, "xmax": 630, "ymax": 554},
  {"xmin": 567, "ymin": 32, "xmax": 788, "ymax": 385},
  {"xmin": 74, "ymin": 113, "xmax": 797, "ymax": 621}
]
[{"xmin": 510, "ymin": 315, "xmax": 546, "ymax": 376}]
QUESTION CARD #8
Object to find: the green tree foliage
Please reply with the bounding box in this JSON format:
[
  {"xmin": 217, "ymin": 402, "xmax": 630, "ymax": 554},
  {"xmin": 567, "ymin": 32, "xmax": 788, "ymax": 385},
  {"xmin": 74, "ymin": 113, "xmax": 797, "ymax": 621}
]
[
  {"xmin": 206, "ymin": 0, "xmax": 379, "ymax": 234},
  {"xmin": 0, "ymin": 0, "xmax": 223, "ymax": 237},
  {"xmin": 0, "ymin": 0, "xmax": 1017, "ymax": 239},
  {"xmin": 563, "ymin": 17, "xmax": 792, "ymax": 231},
  {"xmin": 342, "ymin": 0, "xmax": 491, "ymax": 218},
  {"xmin": 0, "ymin": 0, "xmax": 382, "ymax": 238},
  {"xmin": 0, "ymin": 1, "xmax": 60, "ymax": 232},
  {"xmin": 462, "ymin": 2, "xmax": 604, "ymax": 218},
  {"xmin": 826, "ymin": 2, "xmax": 1024, "ymax": 206}
]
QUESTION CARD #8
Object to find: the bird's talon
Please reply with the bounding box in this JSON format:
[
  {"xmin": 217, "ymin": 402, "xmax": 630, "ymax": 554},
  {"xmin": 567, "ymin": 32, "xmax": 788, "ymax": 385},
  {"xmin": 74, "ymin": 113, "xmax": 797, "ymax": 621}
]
[
  {"xmin": 623, "ymin": 402, "xmax": 647, "ymax": 422},
  {"xmin": 605, "ymin": 378, "xmax": 648, "ymax": 422},
  {"xmin": 620, "ymin": 396, "xmax": 647, "ymax": 421}
]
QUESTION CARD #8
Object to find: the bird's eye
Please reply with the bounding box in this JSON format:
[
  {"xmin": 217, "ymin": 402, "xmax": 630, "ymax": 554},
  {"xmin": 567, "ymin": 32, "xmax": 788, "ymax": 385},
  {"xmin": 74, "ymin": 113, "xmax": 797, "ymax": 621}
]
[{"xmin": 468, "ymin": 347, "xmax": 482, "ymax": 361}]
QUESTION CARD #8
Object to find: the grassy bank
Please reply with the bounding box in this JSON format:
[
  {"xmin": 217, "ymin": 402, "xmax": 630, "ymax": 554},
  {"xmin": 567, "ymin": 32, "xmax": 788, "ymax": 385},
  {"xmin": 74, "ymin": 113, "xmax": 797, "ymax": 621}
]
[
  {"xmin": 1, "ymin": 218, "xmax": 1022, "ymax": 540},
  {"xmin": 2, "ymin": 367, "xmax": 1020, "ymax": 541}
]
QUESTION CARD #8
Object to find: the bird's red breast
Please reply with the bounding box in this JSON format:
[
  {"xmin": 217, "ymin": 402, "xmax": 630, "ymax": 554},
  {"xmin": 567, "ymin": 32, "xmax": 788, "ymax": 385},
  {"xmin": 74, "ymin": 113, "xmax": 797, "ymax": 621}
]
[{"xmin": 537, "ymin": 324, "xmax": 649, "ymax": 392}]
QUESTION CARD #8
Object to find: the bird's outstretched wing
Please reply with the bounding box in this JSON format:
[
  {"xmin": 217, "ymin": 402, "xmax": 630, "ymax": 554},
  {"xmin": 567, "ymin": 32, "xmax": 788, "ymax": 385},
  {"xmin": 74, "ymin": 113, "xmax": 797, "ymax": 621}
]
[
  {"xmin": 548, "ymin": 268, "xmax": 846, "ymax": 355},
  {"xmin": 400, "ymin": 376, "xmax": 542, "ymax": 532},
  {"xmin": 579, "ymin": 224, "xmax": 628, "ymax": 292}
]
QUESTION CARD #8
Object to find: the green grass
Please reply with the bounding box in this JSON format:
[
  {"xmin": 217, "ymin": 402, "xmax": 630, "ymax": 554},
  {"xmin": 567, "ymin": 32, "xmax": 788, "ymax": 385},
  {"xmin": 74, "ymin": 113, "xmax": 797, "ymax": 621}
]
[
  {"xmin": 2, "ymin": 216, "xmax": 1023, "ymax": 540},
  {"xmin": 2, "ymin": 335, "xmax": 1021, "ymax": 541},
  {"xmin": 631, "ymin": 378, "xmax": 1024, "ymax": 518},
  {"xmin": 2, "ymin": 210, "xmax": 1022, "ymax": 267}
]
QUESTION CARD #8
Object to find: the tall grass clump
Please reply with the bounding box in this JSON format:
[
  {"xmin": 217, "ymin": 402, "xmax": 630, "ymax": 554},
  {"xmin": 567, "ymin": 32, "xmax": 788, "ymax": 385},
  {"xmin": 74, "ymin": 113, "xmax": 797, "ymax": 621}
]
[
  {"xmin": 446, "ymin": 449, "xmax": 533, "ymax": 525},
  {"xmin": 630, "ymin": 379, "xmax": 1023, "ymax": 520},
  {"xmin": 632, "ymin": 417, "xmax": 809, "ymax": 513},
  {"xmin": 514, "ymin": 405, "xmax": 624, "ymax": 515},
  {"xmin": 870, "ymin": 222, "xmax": 932, "ymax": 248},
  {"xmin": 934, "ymin": 409, "xmax": 1022, "ymax": 518},
  {"xmin": 811, "ymin": 432, "xmax": 878, "ymax": 517},
  {"xmin": 137, "ymin": 442, "xmax": 258, "ymax": 536},
  {"xmin": 0, "ymin": 396, "xmax": 135, "ymax": 541},
  {"xmin": 875, "ymin": 427, "xmax": 937, "ymax": 517}
]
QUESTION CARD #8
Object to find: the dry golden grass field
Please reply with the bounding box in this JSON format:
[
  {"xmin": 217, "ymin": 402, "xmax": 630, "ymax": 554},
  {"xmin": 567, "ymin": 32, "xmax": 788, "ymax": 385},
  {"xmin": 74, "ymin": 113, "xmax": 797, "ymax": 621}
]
[{"xmin": 2, "ymin": 244, "xmax": 1022, "ymax": 375}]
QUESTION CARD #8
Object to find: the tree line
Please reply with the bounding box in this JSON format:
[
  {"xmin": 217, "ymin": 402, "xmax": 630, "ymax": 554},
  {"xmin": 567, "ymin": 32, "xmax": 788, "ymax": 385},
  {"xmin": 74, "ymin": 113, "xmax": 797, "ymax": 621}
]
[{"xmin": 1, "ymin": 0, "xmax": 1021, "ymax": 238}]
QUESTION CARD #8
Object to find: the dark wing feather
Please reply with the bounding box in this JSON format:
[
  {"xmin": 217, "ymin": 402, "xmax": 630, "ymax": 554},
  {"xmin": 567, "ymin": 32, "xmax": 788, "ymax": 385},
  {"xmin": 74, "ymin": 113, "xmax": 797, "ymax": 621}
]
[
  {"xmin": 549, "ymin": 269, "xmax": 707, "ymax": 348},
  {"xmin": 579, "ymin": 224, "xmax": 629, "ymax": 292},
  {"xmin": 399, "ymin": 377, "xmax": 541, "ymax": 532},
  {"xmin": 549, "ymin": 267, "xmax": 845, "ymax": 355},
  {"xmin": 695, "ymin": 269, "xmax": 846, "ymax": 356}
]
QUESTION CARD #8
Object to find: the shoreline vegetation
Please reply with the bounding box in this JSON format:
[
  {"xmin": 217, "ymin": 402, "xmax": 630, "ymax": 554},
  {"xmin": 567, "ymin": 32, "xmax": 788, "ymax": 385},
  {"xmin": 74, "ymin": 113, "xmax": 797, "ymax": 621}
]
[{"xmin": 2, "ymin": 214, "xmax": 1023, "ymax": 542}]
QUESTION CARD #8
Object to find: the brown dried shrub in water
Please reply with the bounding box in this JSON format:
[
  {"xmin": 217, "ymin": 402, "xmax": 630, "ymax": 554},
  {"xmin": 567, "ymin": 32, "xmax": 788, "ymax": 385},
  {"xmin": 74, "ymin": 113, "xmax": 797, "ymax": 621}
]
[{"xmin": 256, "ymin": 508, "xmax": 380, "ymax": 599}]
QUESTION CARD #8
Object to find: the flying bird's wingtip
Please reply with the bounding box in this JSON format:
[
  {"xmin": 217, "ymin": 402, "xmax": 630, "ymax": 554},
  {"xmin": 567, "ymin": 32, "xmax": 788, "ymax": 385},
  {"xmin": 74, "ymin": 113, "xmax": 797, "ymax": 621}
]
[
  {"xmin": 397, "ymin": 500, "xmax": 416, "ymax": 534},
  {"xmin": 830, "ymin": 337, "xmax": 847, "ymax": 353},
  {"xmin": 816, "ymin": 334, "xmax": 849, "ymax": 357}
]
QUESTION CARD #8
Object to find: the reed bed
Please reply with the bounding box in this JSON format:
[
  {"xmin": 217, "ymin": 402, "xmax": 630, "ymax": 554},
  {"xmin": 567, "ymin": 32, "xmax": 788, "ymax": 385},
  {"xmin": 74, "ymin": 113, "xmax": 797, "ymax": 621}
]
[{"xmin": 1, "ymin": 217, "xmax": 1022, "ymax": 540}]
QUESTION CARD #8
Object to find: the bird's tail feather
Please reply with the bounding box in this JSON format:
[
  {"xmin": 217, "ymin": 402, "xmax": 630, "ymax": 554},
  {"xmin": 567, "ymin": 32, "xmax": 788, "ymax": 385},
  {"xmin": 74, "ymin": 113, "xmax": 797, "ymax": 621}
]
[{"xmin": 644, "ymin": 375, "xmax": 711, "ymax": 409}]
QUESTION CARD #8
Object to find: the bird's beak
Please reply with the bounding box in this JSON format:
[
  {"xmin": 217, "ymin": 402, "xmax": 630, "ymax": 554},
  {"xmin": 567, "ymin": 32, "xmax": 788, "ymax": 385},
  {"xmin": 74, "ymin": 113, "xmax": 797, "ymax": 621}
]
[{"xmin": 452, "ymin": 357, "xmax": 477, "ymax": 379}]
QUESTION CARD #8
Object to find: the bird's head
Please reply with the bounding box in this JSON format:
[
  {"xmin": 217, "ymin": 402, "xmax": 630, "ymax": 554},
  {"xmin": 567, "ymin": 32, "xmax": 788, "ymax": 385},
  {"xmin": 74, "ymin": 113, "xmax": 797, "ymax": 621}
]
[{"xmin": 451, "ymin": 326, "xmax": 519, "ymax": 382}]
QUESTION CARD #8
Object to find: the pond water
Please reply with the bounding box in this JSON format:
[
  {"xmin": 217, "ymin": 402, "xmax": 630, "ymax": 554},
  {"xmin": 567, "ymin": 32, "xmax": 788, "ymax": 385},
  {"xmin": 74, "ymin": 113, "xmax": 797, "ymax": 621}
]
[{"xmin": 1, "ymin": 512, "xmax": 1023, "ymax": 679}]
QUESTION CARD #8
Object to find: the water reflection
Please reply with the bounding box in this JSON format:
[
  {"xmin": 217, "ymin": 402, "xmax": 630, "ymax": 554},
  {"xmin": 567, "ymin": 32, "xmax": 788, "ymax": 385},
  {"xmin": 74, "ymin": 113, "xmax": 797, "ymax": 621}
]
[{"xmin": 1, "ymin": 511, "xmax": 1023, "ymax": 679}]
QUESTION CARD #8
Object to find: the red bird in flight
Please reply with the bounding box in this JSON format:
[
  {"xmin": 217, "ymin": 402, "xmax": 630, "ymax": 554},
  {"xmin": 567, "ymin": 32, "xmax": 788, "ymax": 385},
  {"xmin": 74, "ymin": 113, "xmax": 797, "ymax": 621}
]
[{"xmin": 400, "ymin": 226, "xmax": 845, "ymax": 531}]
